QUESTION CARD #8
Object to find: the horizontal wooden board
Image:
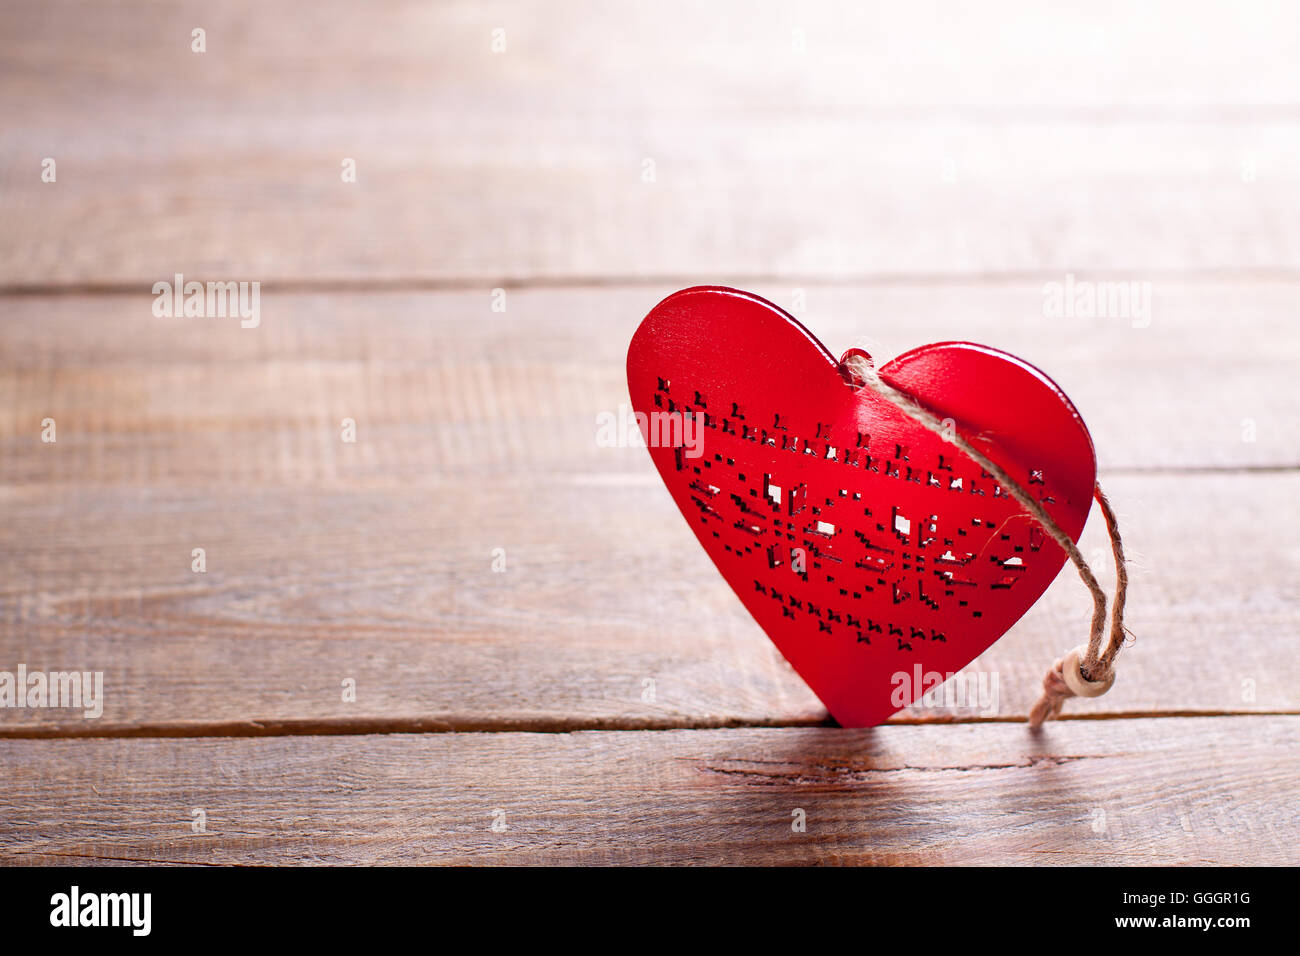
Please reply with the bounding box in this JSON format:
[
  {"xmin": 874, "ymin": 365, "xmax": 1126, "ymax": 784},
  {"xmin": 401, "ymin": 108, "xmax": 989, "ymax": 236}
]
[
  {"xmin": 4, "ymin": 2, "xmax": 1300, "ymax": 283},
  {"xmin": 0, "ymin": 281, "xmax": 1295, "ymax": 475},
  {"xmin": 1, "ymin": 716, "xmax": 1294, "ymax": 864},
  {"xmin": 0, "ymin": 468, "xmax": 1293, "ymax": 731}
]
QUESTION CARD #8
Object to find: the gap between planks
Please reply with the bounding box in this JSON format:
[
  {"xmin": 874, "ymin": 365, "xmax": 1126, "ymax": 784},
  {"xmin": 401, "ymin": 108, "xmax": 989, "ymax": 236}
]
[
  {"xmin": 0, "ymin": 709, "xmax": 1291, "ymax": 740},
  {"xmin": 7, "ymin": 267, "xmax": 1300, "ymax": 296}
]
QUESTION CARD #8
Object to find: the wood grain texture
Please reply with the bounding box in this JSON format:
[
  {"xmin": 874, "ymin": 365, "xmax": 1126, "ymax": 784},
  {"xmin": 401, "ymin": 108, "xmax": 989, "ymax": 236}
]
[
  {"xmin": 0, "ymin": 469, "xmax": 1293, "ymax": 731},
  {"xmin": 0, "ymin": 285, "xmax": 1294, "ymax": 731},
  {"xmin": 1, "ymin": 0, "xmax": 1294, "ymax": 867},
  {"xmin": 4, "ymin": 1, "xmax": 1300, "ymax": 284},
  {"xmin": 0, "ymin": 281, "xmax": 1295, "ymax": 475},
  {"xmin": 1, "ymin": 717, "xmax": 1294, "ymax": 865}
]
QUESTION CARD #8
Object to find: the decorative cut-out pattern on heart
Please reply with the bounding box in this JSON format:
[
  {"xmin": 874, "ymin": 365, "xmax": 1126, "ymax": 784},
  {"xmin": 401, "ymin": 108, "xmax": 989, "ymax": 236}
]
[{"xmin": 627, "ymin": 287, "xmax": 1097, "ymax": 727}]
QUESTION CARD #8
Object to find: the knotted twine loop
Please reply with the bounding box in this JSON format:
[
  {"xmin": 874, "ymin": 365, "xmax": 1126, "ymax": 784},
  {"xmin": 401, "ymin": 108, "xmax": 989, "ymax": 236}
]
[{"xmin": 840, "ymin": 351, "xmax": 1129, "ymax": 727}]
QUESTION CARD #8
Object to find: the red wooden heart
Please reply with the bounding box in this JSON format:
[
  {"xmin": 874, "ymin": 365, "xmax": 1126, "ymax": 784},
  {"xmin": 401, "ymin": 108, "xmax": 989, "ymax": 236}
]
[{"xmin": 627, "ymin": 286, "xmax": 1097, "ymax": 726}]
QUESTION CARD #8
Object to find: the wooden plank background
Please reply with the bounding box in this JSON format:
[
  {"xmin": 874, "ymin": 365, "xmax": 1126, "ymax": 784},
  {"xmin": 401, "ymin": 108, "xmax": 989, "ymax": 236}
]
[
  {"xmin": 2, "ymin": 717, "xmax": 1294, "ymax": 865},
  {"xmin": 0, "ymin": 0, "xmax": 1296, "ymax": 864}
]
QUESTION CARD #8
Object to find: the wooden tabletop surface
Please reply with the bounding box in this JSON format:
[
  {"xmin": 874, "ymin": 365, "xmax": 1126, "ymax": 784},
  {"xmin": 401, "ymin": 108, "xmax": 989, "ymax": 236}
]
[{"xmin": 1, "ymin": 0, "xmax": 1296, "ymax": 865}]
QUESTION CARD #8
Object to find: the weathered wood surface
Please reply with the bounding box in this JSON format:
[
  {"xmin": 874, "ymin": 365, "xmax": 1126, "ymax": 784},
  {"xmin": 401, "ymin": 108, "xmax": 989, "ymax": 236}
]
[
  {"xmin": 4, "ymin": 1, "xmax": 1300, "ymax": 285},
  {"xmin": 1, "ymin": 0, "xmax": 1295, "ymax": 865},
  {"xmin": 0, "ymin": 469, "xmax": 1294, "ymax": 732},
  {"xmin": 1, "ymin": 717, "xmax": 1294, "ymax": 865},
  {"xmin": 0, "ymin": 282, "xmax": 1294, "ymax": 477},
  {"xmin": 0, "ymin": 284, "xmax": 1295, "ymax": 731}
]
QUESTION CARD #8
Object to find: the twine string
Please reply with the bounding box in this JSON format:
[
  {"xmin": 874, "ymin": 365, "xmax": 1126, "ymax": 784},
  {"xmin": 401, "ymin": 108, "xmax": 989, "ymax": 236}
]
[{"xmin": 840, "ymin": 352, "xmax": 1128, "ymax": 727}]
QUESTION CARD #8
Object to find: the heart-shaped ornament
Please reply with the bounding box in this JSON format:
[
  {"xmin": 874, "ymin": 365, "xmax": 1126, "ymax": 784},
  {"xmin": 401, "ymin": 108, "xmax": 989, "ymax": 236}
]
[{"xmin": 627, "ymin": 287, "xmax": 1097, "ymax": 726}]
